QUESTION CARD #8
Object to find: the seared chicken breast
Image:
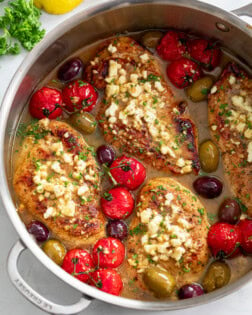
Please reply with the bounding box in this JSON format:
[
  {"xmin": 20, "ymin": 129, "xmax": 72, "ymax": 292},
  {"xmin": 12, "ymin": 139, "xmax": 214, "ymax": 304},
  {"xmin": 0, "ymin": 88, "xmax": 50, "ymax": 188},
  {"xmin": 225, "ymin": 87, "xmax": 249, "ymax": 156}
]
[
  {"xmin": 13, "ymin": 119, "xmax": 105, "ymax": 248},
  {"xmin": 125, "ymin": 177, "xmax": 209, "ymax": 296},
  {"xmin": 208, "ymin": 63, "xmax": 252, "ymax": 216},
  {"xmin": 85, "ymin": 36, "xmax": 200, "ymax": 174}
]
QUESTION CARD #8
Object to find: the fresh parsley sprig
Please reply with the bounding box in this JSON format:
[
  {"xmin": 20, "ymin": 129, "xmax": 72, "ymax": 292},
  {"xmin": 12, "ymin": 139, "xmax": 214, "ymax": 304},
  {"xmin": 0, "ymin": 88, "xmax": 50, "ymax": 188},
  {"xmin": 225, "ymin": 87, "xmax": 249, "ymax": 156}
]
[{"xmin": 0, "ymin": 0, "xmax": 45, "ymax": 56}]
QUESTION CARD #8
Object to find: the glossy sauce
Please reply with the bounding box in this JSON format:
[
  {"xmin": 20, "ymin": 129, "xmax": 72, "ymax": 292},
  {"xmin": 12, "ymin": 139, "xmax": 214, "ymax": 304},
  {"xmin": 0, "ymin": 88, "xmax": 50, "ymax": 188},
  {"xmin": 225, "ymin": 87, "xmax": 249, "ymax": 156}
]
[{"xmin": 11, "ymin": 30, "xmax": 252, "ymax": 300}]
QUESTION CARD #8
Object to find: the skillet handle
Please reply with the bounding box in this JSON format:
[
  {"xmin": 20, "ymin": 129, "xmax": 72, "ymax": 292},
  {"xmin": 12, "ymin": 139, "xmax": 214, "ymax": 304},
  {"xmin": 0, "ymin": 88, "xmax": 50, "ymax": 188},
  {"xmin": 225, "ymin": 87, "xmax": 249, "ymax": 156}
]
[
  {"xmin": 7, "ymin": 240, "xmax": 92, "ymax": 315},
  {"xmin": 232, "ymin": 4, "xmax": 252, "ymax": 17}
]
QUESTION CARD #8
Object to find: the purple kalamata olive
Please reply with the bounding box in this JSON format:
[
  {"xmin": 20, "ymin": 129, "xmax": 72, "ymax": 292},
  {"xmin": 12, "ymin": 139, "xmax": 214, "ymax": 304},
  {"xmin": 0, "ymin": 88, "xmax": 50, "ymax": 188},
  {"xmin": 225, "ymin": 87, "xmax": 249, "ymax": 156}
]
[
  {"xmin": 96, "ymin": 145, "xmax": 115, "ymax": 166},
  {"xmin": 178, "ymin": 283, "xmax": 204, "ymax": 299},
  {"xmin": 57, "ymin": 58, "xmax": 83, "ymax": 82},
  {"xmin": 27, "ymin": 220, "xmax": 49, "ymax": 242},
  {"xmin": 106, "ymin": 220, "xmax": 128, "ymax": 241},
  {"xmin": 193, "ymin": 176, "xmax": 223, "ymax": 199},
  {"xmin": 218, "ymin": 198, "xmax": 241, "ymax": 224}
]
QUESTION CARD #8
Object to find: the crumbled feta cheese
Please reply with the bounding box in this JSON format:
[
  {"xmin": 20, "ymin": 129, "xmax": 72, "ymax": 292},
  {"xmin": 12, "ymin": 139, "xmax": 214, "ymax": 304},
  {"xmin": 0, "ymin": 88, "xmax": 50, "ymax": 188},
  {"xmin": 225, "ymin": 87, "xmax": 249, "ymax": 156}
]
[
  {"xmin": 140, "ymin": 53, "xmax": 149, "ymax": 62},
  {"xmin": 54, "ymin": 185, "xmax": 65, "ymax": 198},
  {"xmin": 140, "ymin": 208, "xmax": 152, "ymax": 224},
  {"xmin": 77, "ymin": 184, "xmax": 89, "ymax": 196},
  {"xmin": 232, "ymin": 95, "xmax": 252, "ymax": 112},
  {"xmin": 154, "ymin": 81, "xmax": 164, "ymax": 92},
  {"xmin": 107, "ymin": 44, "xmax": 117, "ymax": 54},
  {"xmin": 160, "ymin": 145, "xmax": 175, "ymax": 158},
  {"xmin": 171, "ymin": 247, "xmax": 185, "ymax": 261},
  {"xmin": 244, "ymin": 128, "xmax": 252, "ymax": 139},
  {"xmin": 130, "ymin": 74, "xmax": 138, "ymax": 83},
  {"xmin": 228, "ymin": 75, "xmax": 236, "ymax": 85},
  {"xmin": 129, "ymin": 84, "xmax": 143, "ymax": 98},
  {"xmin": 44, "ymin": 207, "xmax": 56, "ymax": 219},
  {"xmin": 63, "ymin": 153, "xmax": 73, "ymax": 165},
  {"xmin": 176, "ymin": 158, "xmax": 185, "ymax": 167},
  {"xmin": 164, "ymin": 193, "xmax": 174, "ymax": 206},
  {"xmin": 210, "ymin": 85, "xmax": 217, "ymax": 94},
  {"xmin": 106, "ymin": 84, "xmax": 119, "ymax": 98},
  {"xmin": 105, "ymin": 102, "xmax": 118, "ymax": 117},
  {"xmin": 51, "ymin": 161, "xmax": 62, "ymax": 174},
  {"xmin": 108, "ymin": 60, "xmax": 119, "ymax": 77}
]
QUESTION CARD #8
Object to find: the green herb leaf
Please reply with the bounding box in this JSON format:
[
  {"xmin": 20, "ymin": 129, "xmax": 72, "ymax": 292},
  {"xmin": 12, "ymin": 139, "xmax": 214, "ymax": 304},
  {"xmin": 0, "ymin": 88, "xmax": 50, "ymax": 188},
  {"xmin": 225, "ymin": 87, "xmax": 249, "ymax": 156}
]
[{"xmin": 0, "ymin": 0, "xmax": 45, "ymax": 56}]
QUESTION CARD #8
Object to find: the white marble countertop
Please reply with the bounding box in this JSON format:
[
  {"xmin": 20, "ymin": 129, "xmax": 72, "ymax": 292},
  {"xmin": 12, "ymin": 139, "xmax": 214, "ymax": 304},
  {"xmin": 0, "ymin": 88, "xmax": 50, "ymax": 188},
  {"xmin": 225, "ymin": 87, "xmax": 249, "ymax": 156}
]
[{"xmin": 0, "ymin": 0, "xmax": 251, "ymax": 314}]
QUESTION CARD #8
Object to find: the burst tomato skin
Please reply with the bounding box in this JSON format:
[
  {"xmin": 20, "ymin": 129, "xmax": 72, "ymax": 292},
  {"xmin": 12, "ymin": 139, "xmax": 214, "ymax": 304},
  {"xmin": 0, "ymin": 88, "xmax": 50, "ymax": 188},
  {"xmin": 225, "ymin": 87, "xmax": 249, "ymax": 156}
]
[
  {"xmin": 110, "ymin": 155, "xmax": 146, "ymax": 190},
  {"xmin": 167, "ymin": 57, "xmax": 202, "ymax": 89},
  {"xmin": 207, "ymin": 222, "xmax": 242, "ymax": 259},
  {"xmin": 92, "ymin": 237, "xmax": 125, "ymax": 268},
  {"xmin": 101, "ymin": 187, "xmax": 134, "ymax": 220},
  {"xmin": 62, "ymin": 79, "xmax": 98, "ymax": 112},
  {"xmin": 29, "ymin": 87, "xmax": 63, "ymax": 119},
  {"xmin": 157, "ymin": 30, "xmax": 187, "ymax": 61},
  {"xmin": 187, "ymin": 39, "xmax": 221, "ymax": 70},
  {"xmin": 62, "ymin": 249, "xmax": 94, "ymax": 283},
  {"xmin": 238, "ymin": 219, "xmax": 252, "ymax": 254},
  {"xmin": 90, "ymin": 269, "xmax": 123, "ymax": 296}
]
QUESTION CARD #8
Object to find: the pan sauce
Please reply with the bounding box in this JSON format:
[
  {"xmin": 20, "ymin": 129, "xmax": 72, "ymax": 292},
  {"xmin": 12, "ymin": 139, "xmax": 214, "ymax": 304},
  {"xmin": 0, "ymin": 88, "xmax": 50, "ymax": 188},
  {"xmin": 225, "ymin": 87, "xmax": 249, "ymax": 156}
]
[{"xmin": 11, "ymin": 30, "xmax": 252, "ymax": 300}]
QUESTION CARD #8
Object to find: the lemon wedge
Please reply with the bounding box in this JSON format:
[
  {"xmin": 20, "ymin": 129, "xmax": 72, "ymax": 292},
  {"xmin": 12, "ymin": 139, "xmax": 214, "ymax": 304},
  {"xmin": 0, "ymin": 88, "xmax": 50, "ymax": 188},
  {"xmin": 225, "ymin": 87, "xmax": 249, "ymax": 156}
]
[{"xmin": 34, "ymin": 0, "xmax": 83, "ymax": 15}]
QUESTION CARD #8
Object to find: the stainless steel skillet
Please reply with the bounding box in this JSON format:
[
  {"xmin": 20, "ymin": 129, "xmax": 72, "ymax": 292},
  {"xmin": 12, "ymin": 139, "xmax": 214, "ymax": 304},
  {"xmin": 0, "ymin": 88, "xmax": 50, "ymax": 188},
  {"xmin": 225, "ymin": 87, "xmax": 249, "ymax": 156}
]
[{"xmin": 0, "ymin": 0, "xmax": 251, "ymax": 313}]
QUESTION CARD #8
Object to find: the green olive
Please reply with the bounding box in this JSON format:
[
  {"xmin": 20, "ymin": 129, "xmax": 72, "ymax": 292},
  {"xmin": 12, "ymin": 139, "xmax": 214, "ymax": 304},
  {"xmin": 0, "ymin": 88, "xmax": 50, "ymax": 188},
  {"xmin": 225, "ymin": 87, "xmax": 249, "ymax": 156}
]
[
  {"xmin": 69, "ymin": 112, "xmax": 96, "ymax": 134},
  {"xmin": 202, "ymin": 261, "xmax": 231, "ymax": 293},
  {"xmin": 143, "ymin": 266, "xmax": 176, "ymax": 297},
  {"xmin": 199, "ymin": 140, "xmax": 219, "ymax": 173},
  {"xmin": 42, "ymin": 239, "xmax": 66, "ymax": 265},
  {"xmin": 186, "ymin": 76, "xmax": 213, "ymax": 102},
  {"xmin": 141, "ymin": 31, "xmax": 163, "ymax": 49}
]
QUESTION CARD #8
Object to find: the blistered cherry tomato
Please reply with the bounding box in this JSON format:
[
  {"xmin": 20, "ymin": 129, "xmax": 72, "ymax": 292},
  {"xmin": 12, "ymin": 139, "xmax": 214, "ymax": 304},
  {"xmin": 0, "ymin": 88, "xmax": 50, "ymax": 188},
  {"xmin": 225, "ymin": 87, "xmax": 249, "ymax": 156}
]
[
  {"xmin": 178, "ymin": 283, "xmax": 204, "ymax": 299},
  {"xmin": 90, "ymin": 269, "xmax": 123, "ymax": 296},
  {"xmin": 62, "ymin": 249, "xmax": 94, "ymax": 283},
  {"xmin": 96, "ymin": 145, "xmax": 116, "ymax": 166},
  {"xmin": 207, "ymin": 222, "xmax": 241, "ymax": 258},
  {"xmin": 29, "ymin": 87, "xmax": 63, "ymax": 119},
  {"xmin": 157, "ymin": 30, "xmax": 187, "ymax": 61},
  {"xmin": 101, "ymin": 187, "xmax": 134, "ymax": 220},
  {"xmin": 110, "ymin": 155, "xmax": 146, "ymax": 190},
  {"xmin": 58, "ymin": 58, "xmax": 83, "ymax": 82},
  {"xmin": 27, "ymin": 220, "xmax": 49, "ymax": 242},
  {"xmin": 166, "ymin": 57, "xmax": 202, "ymax": 89},
  {"xmin": 193, "ymin": 176, "xmax": 223, "ymax": 199},
  {"xmin": 92, "ymin": 237, "xmax": 125, "ymax": 268},
  {"xmin": 62, "ymin": 79, "xmax": 98, "ymax": 112},
  {"xmin": 106, "ymin": 220, "xmax": 128, "ymax": 241},
  {"xmin": 218, "ymin": 198, "xmax": 241, "ymax": 224},
  {"xmin": 238, "ymin": 219, "xmax": 252, "ymax": 254},
  {"xmin": 187, "ymin": 39, "xmax": 221, "ymax": 70}
]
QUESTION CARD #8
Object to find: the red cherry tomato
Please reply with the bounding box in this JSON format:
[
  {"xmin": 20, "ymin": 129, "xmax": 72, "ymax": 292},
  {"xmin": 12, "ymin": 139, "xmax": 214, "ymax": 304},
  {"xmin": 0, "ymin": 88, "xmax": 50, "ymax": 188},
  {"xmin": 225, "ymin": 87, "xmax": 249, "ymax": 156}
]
[
  {"xmin": 110, "ymin": 155, "xmax": 146, "ymax": 190},
  {"xmin": 62, "ymin": 249, "xmax": 94, "ymax": 283},
  {"xmin": 92, "ymin": 237, "xmax": 125, "ymax": 268},
  {"xmin": 207, "ymin": 222, "xmax": 241, "ymax": 259},
  {"xmin": 187, "ymin": 39, "xmax": 221, "ymax": 70},
  {"xmin": 62, "ymin": 79, "xmax": 98, "ymax": 112},
  {"xmin": 101, "ymin": 187, "xmax": 134, "ymax": 220},
  {"xmin": 157, "ymin": 30, "xmax": 187, "ymax": 61},
  {"xmin": 29, "ymin": 87, "xmax": 63, "ymax": 119},
  {"xmin": 238, "ymin": 219, "xmax": 252, "ymax": 254},
  {"xmin": 167, "ymin": 57, "xmax": 202, "ymax": 89},
  {"xmin": 90, "ymin": 269, "xmax": 123, "ymax": 296}
]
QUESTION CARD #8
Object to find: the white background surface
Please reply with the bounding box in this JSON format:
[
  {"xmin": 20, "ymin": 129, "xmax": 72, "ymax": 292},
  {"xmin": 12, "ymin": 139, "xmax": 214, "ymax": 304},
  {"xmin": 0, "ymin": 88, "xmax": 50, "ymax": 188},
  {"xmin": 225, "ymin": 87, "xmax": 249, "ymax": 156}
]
[{"xmin": 0, "ymin": 0, "xmax": 251, "ymax": 314}]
